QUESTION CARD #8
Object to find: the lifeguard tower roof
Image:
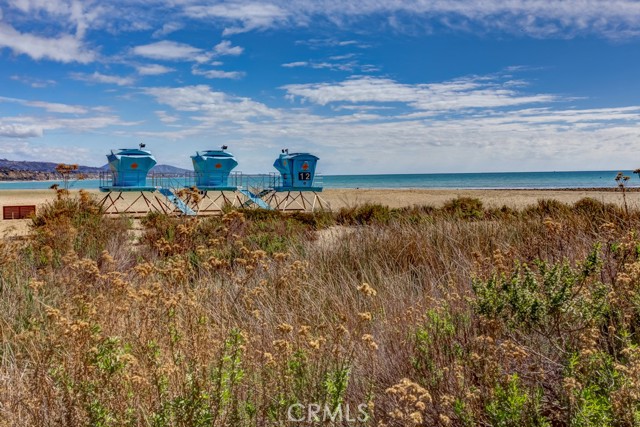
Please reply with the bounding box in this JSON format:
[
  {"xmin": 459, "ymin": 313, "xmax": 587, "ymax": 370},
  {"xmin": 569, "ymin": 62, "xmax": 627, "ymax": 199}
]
[
  {"xmin": 273, "ymin": 151, "xmax": 321, "ymax": 191},
  {"xmin": 103, "ymin": 147, "xmax": 157, "ymax": 190},
  {"xmin": 191, "ymin": 149, "xmax": 238, "ymax": 190}
]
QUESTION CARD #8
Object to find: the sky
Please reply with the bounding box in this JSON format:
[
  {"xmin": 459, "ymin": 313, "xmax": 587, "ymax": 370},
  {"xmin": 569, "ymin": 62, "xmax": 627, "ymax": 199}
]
[{"xmin": 1, "ymin": 1, "xmax": 640, "ymax": 174}]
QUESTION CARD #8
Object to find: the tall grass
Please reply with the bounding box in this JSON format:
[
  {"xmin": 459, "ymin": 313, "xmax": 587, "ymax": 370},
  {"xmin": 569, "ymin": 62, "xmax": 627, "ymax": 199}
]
[{"xmin": 1, "ymin": 192, "xmax": 640, "ymax": 425}]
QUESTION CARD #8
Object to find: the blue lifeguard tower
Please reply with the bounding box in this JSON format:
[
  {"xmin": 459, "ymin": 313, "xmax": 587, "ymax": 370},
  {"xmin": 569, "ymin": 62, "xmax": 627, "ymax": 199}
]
[
  {"xmin": 272, "ymin": 150, "xmax": 321, "ymax": 191},
  {"xmin": 98, "ymin": 144, "xmax": 195, "ymax": 216},
  {"xmin": 191, "ymin": 147, "xmax": 238, "ymax": 190},
  {"xmin": 255, "ymin": 149, "xmax": 326, "ymax": 211},
  {"xmin": 185, "ymin": 147, "xmax": 243, "ymax": 213},
  {"xmin": 102, "ymin": 147, "xmax": 157, "ymax": 191}
]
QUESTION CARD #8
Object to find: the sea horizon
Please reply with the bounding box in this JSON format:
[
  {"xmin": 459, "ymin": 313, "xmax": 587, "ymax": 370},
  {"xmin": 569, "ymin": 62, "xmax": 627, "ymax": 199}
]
[{"xmin": 0, "ymin": 169, "xmax": 638, "ymax": 191}]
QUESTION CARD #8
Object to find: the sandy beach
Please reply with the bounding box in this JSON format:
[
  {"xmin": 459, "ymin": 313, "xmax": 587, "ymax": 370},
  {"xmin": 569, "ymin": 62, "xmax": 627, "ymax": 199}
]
[{"xmin": 2, "ymin": 187, "xmax": 638, "ymax": 237}]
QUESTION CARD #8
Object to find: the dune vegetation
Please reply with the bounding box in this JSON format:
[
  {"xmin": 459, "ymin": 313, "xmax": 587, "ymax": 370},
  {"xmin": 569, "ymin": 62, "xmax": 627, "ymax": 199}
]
[{"xmin": 1, "ymin": 190, "xmax": 640, "ymax": 426}]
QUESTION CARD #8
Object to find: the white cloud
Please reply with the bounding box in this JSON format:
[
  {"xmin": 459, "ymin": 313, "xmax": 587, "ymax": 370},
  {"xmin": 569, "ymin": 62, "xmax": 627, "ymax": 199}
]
[
  {"xmin": 282, "ymin": 53, "xmax": 374, "ymax": 72},
  {"xmin": 155, "ymin": 110, "xmax": 179, "ymax": 123},
  {"xmin": 143, "ymin": 85, "xmax": 280, "ymax": 123},
  {"xmin": 307, "ymin": 61, "xmax": 355, "ymax": 71},
  {"xmin": 282, "ymin": 61, "xmax": 308, "ymax": 68},
  {"xmin": 7, "ymin": 0, "xmax": 640, "ymax": 44},
  {"xmin": 0, "ymin": 95, "xmax": 88, "ymax": 114},
  {"xmin": 329, "ymin": 53, "xmax": 356, "ymax": 60},
  {"xmin": 297, "ymin": 39, "xmax": 363, "ymax": 48},
  {"xmin": 152, "ymin": 22, "xmax": 183, "ymax": 38},
  {"xmin": 183, "ymin": 2, "xmax": 289, "ymax": 35},
  {"xmin": 281, "ymin": 59, "xmax": 367, "ymax": 72},
  {"xmin": 5, "ymin": 0, "xmax": 100, "ymax": 39},
  {"xmin": 213, "ymin": 40, "xmax": 244, "ymax": 56},
  {"xmin": 333, "ymin": 105, "xmax": 395, "ymax": 111},
  {"xmin": 0, "ymin": 124, "xmax": 43, "ymax": 138},
  {"xmin": 0, "ymin": 140, "xmax": 94, "ymax": 164},
  {"xmin": 0, "ymin": 112, "xmax": 139, "ymax": 141},
  {"xmin": 282, "ymin": 76, "xmax": 558, "ymax": 111},
  {"xmin": 0, "ymin": 22, "xmax": 94, "ymax": 63},
  {"xmin": 192, "ymin": 67, "xmax": 245, "ymax": 79},
  {"xmin": 26, "ymin": 100, "xmax": 88, "ymax": 114},
  {"xmin": 179, "ymin": 0, "xmax": 640, "ymax": 40},
  {"xmin": 70, "ymin": 72, "xmax": 135, "ymax": 86},
  {"xmin": 10, "ymin": 75, "xmax": 57, "ymax": 88},
  {"xmin": 135, "ymin": 63, "xmax": 175, "ymax": 76},
  {"xmin": 8, "ymin": 0, "xmax": 68, "ymax": 15},
  {"xmin": 53, "ymin": 115, "xmax": 140, "ymax": 131},
  {"xmin": 8, "ymin": 0, "xmax": 640, "ymax": 44},
  {"xmin": 131, "ymin": 40, "xmax": 210, "ymax": 62}
]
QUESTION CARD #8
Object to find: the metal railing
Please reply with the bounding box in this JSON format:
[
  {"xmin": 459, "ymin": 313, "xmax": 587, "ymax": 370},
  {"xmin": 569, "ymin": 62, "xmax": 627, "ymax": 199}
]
[
  {"xmin": 182, "ymin": 171, "xmax": 241, "ymax": 188},
  {"xmin": 237, "ymin": 173, "xmax": 279, "ymax": 194},
  {"xmin": 99, "ymin": 171, "xmax": 187, "ymax": 189},
  {"xmin": 99, "ymin": 171, "xmax": 323, "ymax": 192}
]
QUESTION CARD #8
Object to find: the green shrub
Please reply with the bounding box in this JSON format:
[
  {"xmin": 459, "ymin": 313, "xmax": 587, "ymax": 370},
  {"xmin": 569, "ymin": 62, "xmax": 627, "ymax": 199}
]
[
  {"xmin": 441, "ymin": 197, "xmax": 484, "ymax": 219},
  {"xmin": 523, "ymin": 199, "xmax": 572, "ymax": 218},
  {"xmin": 336, "ymin": 203, "xmax": 391, "ymax": 225},
  {"xmin": 391, "ymin": 204, "xmax": 437, "ymax": 224},
  {"xmin": 30, "ymin": 190, "xmax": 130, "ymax": 262},
  {"xmin": 573, "ymin": 197, "xmax": 622, "ymax": 221},
  {"xmin": 486, "ymin": 375, "xmax": 549, "ymax": 427},
  {"xmin": 472, "ymin": 246, "xmax": 604, "ymax": 331}
]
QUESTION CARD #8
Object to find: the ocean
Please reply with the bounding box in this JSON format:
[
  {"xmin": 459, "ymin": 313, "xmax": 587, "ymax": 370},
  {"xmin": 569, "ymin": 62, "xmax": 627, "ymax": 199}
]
[{"xmin": 0, "ymin": 170, "xmax": 637, "ymax": 190}]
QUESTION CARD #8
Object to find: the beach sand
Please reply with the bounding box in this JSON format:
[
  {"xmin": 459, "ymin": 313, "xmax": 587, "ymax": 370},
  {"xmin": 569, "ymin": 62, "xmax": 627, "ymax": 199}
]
[{"xmin": 1, "ymin": 188, "xmax": 637, "ymax": 237}]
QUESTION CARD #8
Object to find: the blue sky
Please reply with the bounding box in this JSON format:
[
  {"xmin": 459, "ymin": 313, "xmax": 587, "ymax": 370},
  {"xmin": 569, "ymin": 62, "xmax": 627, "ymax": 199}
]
[{"xmin": 1, "ymin": 1, "xmax": 640, "ymax": 174}]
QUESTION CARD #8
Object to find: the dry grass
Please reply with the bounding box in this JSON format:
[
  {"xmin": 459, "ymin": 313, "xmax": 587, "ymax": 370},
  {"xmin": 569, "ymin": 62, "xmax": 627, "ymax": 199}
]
[{"xmin": 1, "ymin": 192, "xmax": 640, "ymax": 426}]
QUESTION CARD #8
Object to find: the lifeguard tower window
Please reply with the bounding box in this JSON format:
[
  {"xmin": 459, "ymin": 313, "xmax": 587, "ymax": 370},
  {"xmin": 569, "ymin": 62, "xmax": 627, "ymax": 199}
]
[{"xmin": 298, "ymin": 172, "xmax": 311, "ymax": 181}]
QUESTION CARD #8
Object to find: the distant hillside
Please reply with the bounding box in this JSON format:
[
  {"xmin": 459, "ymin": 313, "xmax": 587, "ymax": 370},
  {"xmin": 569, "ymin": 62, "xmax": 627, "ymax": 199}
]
[
  {"xmin": 152, "ymin": 164, "xmax": 191, "ymax": 174},
  {"xmin": 0, "ymin": 158, "xmax": 190, "ymax": 181},
  {"xmin": 0, "ymin": 158, "xmax": 103, "ymax": 174}
]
